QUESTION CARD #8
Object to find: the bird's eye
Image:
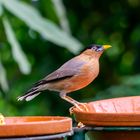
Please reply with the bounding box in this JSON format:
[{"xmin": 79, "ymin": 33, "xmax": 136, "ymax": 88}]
[
  {"xmin": 96, "ymin": 47, "xmax": 103, "ymax": 52},
  {"xmin": 93, "ymin": 46, "xmax": 103, "ymax": 52},
  {"xmin": 91, "ymin": 47, "xmax": 96, "ymax": 50}
]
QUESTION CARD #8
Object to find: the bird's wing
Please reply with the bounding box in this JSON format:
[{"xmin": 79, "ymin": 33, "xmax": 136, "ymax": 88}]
[
  {"xmin": 46, "ymin": 69, "xmax": 79, "ymax": 81},
  {"xmin": 33, "ymin": 69, "xmax": 78, "ymax": 87},
  {"xmin": 34, "ymin": 57, "xmax": 85, "ymax": 87}
]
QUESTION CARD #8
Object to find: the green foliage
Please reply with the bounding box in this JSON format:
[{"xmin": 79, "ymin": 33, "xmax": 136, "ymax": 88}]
[
  {"xmin": 0, "ymin": 59, "xmax": 9, "ymax": 92},
  {"xmin": 3, "ymin": 17, "xmax": 31, "ymax": 74},
  {"xmin": 2, "ymin": 0, "xmax": 82, "ymax": 53},
  {"xmin": 0, "ymin": 0, "xmax": 140, "ymax": 117},
  {"xmin": 52, "ymin": 0, "xmax": 71, "ymax": 34},
  {"xmin": 0, "ymin": 0, "xmax": 83, "ymax": 92}
]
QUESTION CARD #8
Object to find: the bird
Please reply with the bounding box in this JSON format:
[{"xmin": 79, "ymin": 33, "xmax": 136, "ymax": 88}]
[{"xmin": 18, "ymin": 44, "xmax": 111, "ymax": 111}]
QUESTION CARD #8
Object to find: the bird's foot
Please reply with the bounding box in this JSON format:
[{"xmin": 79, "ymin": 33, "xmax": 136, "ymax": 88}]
[{"xmin": 69, "ymin": 103, "xmax": 89, "ymax": 114}]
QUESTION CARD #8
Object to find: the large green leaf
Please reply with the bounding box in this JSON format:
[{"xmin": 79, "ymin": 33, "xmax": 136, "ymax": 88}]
[
  {"xmin": 52, "ymin": 0, "xmax": 71, "ymax": 34},
  {"xmin": 2, "ymin": 0, "xmax": 83, "ymax": 53},
  {"xmin": 3, "ymin": 17, "xmax": 31, "ymax": 74},
  {"xmin": 0, "ymin": 58, "xmax": 9, "ymax": 92}
]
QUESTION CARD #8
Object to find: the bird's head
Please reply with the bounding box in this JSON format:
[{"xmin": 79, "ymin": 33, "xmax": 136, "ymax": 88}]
[
  {"xmin": 82, "ymin": 44, "xmax": 112, "ymax": 58},
  {"xmin": 87, "ymin": 44, "xmax": 112, "ymax": 52}
]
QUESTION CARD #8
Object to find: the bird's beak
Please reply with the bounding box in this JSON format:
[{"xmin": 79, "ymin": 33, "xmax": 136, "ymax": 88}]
[{"xmin": 102, "ymin": 45, "xmax": 112, "ymax": 50}]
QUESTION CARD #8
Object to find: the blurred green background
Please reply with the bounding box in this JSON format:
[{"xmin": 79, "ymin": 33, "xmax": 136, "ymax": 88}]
[{"xmin": 0, "ymin": 0, "xmax": 140, "ymax": 117}]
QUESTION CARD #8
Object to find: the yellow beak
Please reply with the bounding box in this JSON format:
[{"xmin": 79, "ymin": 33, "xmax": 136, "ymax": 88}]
[{"xmin": 102, "ymin": 45, "xmax": 112, "ymax": 50}]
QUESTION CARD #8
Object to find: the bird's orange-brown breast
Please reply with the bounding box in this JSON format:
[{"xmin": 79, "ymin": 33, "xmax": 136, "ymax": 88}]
[{"xmin": 63, "ymin": 57, "xmax": 99, "ymax": 93}]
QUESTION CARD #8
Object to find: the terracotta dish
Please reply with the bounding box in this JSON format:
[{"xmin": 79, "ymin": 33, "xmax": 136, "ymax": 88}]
[
  {"xmin": 0, "ymin": 116, "xmax": 72, "ymax": 137},
  {"xmin": 73, "ymin": 96, "xmax": 140, "ymax": 126}
]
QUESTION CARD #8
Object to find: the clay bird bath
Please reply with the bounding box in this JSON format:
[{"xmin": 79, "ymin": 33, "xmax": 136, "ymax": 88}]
[
  {"xmin": 0, "ymin": 116, "xmax": 72, "ymax": 139},
  {"xmin": 73, "ymin": 96, "xmax": 140, "ymax": 140}
]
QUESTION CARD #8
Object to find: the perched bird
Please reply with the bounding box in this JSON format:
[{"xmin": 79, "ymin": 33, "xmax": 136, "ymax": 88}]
[{"xmin": 18, "ymin": 44, "xmax": 111, "ymax": 111}]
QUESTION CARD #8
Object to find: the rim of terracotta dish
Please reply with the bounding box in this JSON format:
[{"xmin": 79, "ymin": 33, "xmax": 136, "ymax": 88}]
[
  {"xmin": 0, "ymin": 116, "xmax": 72, "ymax": 137},
  {"xmin": 4, "ymin": 116, "xmax": 71, "ymax": 126},
  {"xmin": 73, "ymin": 108, "xmax": 140, "ymax": 115},
  {"xmin": 73, "ymin": 96, "xmax": 140, "ymax": 115},
  {"xmin": 73, "ymin": 110, "xmax": 140, "ymax": 120}
]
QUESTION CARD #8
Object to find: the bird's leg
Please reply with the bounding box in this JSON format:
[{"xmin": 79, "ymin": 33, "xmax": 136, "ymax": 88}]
[{"xmin": 60, "ymin": 92, "xmax": 89, "ymax": 114}]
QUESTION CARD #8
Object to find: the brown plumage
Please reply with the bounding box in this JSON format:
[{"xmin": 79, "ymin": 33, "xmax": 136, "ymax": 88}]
[{"xmin": 18, "ymin": 44, "xmax": 111, "ymax": 110}]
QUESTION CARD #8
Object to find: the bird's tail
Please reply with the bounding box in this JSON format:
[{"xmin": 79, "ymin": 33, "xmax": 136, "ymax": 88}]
[
  {"xmin": 18, "ymin": 79, "xmax": 48, "ymax": 101},
  {"xmin": 17, "ymin": 87, "xmax": 41, "ymax": 101}
]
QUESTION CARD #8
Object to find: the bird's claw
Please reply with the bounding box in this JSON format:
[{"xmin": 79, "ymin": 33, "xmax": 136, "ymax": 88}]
[
  {"xmin": 76, "ymin": 103, "xmax": 89, "ymax": 112},
  {"xmin": 69, "ymin": 103, "xmax": 89, "ymax": 115}
]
